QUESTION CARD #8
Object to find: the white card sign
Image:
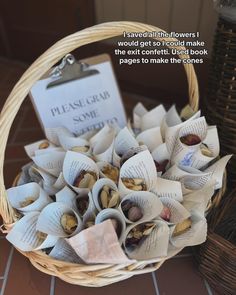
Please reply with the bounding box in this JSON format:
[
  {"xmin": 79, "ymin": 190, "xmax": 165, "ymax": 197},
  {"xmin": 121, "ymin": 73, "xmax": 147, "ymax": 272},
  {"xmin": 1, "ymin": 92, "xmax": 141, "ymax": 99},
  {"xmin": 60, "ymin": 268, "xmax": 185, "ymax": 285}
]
[{"xmin": 30, "ymin": 54, "xmax": 127, "ymax": 135}]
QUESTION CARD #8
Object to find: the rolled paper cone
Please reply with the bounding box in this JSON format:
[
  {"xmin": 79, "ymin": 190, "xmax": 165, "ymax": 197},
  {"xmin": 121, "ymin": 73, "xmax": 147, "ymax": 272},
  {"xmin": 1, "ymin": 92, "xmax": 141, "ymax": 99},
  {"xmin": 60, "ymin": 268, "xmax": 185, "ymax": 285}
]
[
  {"xmin": 81, "ymin": 192, "xmax": 98, "ymax": 227},
  {"xmin": 95, "ymin": 208, "xmax": 126, "ymax": 244},
  {"xmin": 89, "ymin": 125, "xmax": 112, "ymax": 147},
  {"xmin": 113, "ymin": 127, "xmax": 139, "ymax": 164},
  {"xmin": 140, "ymin": 104, "xmax": 166, "ymax": 131},
  {"xmin": 6, "ymin": 212, "xmax": 57, "ymax": 251},
  {"xmin": 124, "ymin": 220, "xmax": 169, "ymax": 260},
  {"xmin": 24, "ymin": 139, "xmax": 55, "ymax": 158},
  {"xmin": 187, "ymin": 126, "xmax": 219, "ymax": 170},
  {"xmin": 34, "ymin": 147, "xmax": 64, "ymax": 157},
  {"xmin": 171, "ymin": 117, "xmax": 207, "ymax": 167},
  {"xmin": 7, "ymin": 182, "xmax": 52, "ymax": 213},
  {"xmin": 119, "ymin": 191, "xmax": 163, "ymax": 224},
  {"xmin": 97, "ymin": 161, "xmax": 119, "ymax": 184},
  {"xmin": 17, "ymin": 162, "xmax": 34, "ymax": 185},
  {"xmin": 92, "ymin": 178, "xmax": 119, "ymax": 212},
  {"xmin": 53, "ymin": 172, "xmax": 66, "ymax": 190},
  {"xmin": 180, "ymin": 172, "xmax": 212, "ymax": 195},
  {"xmin": 112, "ymin": 150, "xmax": 121, "ymax": 167},
  {"xmin": 63, "ymin": 151, "xmax": 99, "ymax": 193},
  {"xmin": 118, "ymin": 177, "xmax": 150, "ymax": 199},
  {"xmin": 49, "ymin": 238, "xmax": 83, "ymax": 263},
  {"xmin": 55, "ymin": 186, "xmax": 77, "ymax": 211},
  {"xmin": 182, "ymin": 182, "xmax": 215, "ymax": 217},
  {"xmin": 170, "ymin": 212, "xmax": 207, "ymax": 248},
  {"xmin": 159, "ymin": 197, "xmax": 190, "ymax": 225},
  {"xmin": 165, "ymin": 111, "xmax": 201, "ymax": 155},
  {"xmin": 34, "ymin": 234, "xmax": 59, "ymax": 250},
  {"xmin": 120, "ymin": 145, "xmax": 148, "ymax": 167},
  {"xmin": 32, "ymin": 151, "xmax": 66, "ymax": 177},
  {"xmin": 36, "ymin": 202, "xmax": 83, "ymax": 238},
  {"xmin": 118, "ymin": 149, "xmax": 157, "ymax": 197},
  {"xmin": 45, "ymin": 126, "xmax": 72, "ymax": 145},
  {"xmin": 136, "ymin": 127, "xmax": 163, "ymax": 152},
  {"xmin": 133, "ymin": 102, "xmax": 148, "ymax": 130},
  {"xmin": 152, "ymin": 143, "xmax": 170, "ymax": 161},
  {"xmin": 30, "ymin": 166, "xmax": 59, "ymax": 196},
  {"xmin": 93, "ymin": 137, "xmax": 115, "ymax": 163},
  {"xmin": 58, "ymin": 132, "xmax": 89, "ymax": 151},
  {"xmin": 163, "ymin": 164, "xmax": 206, "ymax": 181}
]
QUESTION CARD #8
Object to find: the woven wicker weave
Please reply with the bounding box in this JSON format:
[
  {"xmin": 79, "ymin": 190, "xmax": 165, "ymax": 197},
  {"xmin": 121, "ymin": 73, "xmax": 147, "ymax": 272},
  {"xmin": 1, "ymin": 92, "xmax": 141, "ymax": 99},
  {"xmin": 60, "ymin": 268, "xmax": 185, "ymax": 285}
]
[
  {"xmin": 204, "ymin": 17, "xmax": 236, "ymax": 185},
  {"xmin": 195, "ymin": 188, "xmax": 236, "ymax": 295},
  {"xmin": 0, "ymin": 22, "xmax": 224, "ymax": 286}
]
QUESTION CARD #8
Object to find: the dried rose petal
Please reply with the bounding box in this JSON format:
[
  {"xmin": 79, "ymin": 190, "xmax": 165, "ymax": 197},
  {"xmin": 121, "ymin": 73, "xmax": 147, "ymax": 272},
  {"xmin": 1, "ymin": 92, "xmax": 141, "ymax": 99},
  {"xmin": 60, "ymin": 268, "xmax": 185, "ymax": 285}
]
[
  {"xmin": 160, "ymin": 206, "xmax": 171, "ymax": 222},
  {"xmin": 180, "ymin": 134, "xmax": 201, "ymax": 146}
]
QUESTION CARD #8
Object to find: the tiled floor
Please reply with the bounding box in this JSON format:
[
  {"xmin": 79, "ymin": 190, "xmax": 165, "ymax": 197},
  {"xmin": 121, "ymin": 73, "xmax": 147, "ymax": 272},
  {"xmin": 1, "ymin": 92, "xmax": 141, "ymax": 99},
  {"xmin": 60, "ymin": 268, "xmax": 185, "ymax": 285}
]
[{"xmin": 0, "ymin": 58, "xmax": 220, "ymax": 295}]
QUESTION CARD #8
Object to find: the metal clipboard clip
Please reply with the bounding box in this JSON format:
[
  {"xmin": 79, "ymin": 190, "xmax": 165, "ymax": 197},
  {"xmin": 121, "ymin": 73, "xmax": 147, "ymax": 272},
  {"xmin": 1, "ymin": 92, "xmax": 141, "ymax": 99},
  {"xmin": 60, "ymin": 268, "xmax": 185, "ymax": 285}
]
[{"xmin": 46, "ymin": 54, "xmax": 99, "ymax": 88}]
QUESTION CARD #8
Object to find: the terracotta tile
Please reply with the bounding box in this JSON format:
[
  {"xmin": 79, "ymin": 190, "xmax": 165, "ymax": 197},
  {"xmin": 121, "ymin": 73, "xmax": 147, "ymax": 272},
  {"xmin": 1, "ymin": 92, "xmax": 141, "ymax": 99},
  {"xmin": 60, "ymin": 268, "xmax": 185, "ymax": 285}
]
[
  {"xmin": 13, "ymin": 129, "xmax": 45, "ymax": 144},
  {"xmin": 4, "ymin": 250, "xmax": 51, "ymax": 295},
  {"xmin": 155, "ymin": 257, "xmax": 208, "ymax": 295},
  {"xmin": 0, "ymin": 238, "xmax": 12, "ymax": 277},
  {"xmin": 55, "ymin": 273, "xmax": 156, "ymax": 295},
  {"xmin": 3, "ymin": 160, "xmax": 29, "ymax": 188}
]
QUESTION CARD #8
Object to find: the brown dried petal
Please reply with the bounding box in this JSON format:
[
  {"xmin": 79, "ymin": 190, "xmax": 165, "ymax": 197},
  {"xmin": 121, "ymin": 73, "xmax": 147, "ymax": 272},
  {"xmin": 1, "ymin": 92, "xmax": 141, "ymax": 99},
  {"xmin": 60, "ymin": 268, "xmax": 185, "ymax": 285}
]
[
  {"xmin": 39, "ymin": 141, "xmax": 49, "ymax": 149},
  {"xmin": 143, "ymin": 223, "xmax": 156, "ymax": 236},
  {"xmin": 200, "ymin": 143, "xmax": 213, "ymax": 157},
  {"xmin": 20, "ymin": 197, "xmax": 36, "ymax": 208},
  {"xmin": 102, "ymin": 165, "xmax": 119, "ymax": 183},
  {"xmin": 108, "ymin": 191, "xmax": 120, "ymax": 208},
  {"xmin": 60, "ymin": 213, "xmax": 78, "ymax": 234},
  {"xmin": 173, "ymin": 218, "xmax": 192, "ymax": 236},
  {"xmin": 71, "ymin": 146, "xmax": 89, "ymax": 153},
  {"xmin": 100, "ymin": 190, "xmax": 108, "ymax": 209},
  {"xmin": 73, "ymin": 170, "xmax": 97, "ymax": 189}
]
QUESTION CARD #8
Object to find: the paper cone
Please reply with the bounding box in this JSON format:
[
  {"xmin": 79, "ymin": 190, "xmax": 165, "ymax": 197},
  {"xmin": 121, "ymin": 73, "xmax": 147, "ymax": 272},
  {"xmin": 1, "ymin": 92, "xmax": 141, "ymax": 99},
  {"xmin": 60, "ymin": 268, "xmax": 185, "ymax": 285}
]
[
  {"xmin": 119, "ymin": 191, "xmax": 163, "ymax": 224},
  {"xmin": 36, "ymin": 202, "xmax": 82, "ymax": 238},
  {"xmin": 7, "ymin": 182, "xmax": 52, "ymax": 213}
]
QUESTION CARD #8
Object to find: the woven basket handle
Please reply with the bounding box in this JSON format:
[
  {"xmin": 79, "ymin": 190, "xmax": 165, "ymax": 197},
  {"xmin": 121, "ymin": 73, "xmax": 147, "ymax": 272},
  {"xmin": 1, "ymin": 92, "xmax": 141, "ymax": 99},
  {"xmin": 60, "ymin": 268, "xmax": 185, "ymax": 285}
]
[{"xmin": 0, "ymin": 21, "xmax": 199, "ymax": 224}]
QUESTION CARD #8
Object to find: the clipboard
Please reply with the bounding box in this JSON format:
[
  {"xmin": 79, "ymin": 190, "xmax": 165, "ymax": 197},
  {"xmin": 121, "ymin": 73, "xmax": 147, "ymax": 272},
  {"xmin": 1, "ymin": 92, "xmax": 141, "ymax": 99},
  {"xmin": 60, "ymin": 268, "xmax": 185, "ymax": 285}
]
[{"xmin": 29, "ymin": 54, "xmax": 127, "ymax": 135}]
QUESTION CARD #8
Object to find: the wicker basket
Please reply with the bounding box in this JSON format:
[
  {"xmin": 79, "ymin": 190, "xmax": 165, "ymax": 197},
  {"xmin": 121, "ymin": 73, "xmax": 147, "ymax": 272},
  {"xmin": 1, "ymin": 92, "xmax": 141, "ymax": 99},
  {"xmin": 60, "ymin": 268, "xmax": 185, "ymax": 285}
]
[
  {"xmin": 194, "ymin": 188, "xmax": 236, "ymax": 295},
  {"xmin": 203, "ymin": 17, "xmax": 236, "ymax": 185},
  {"xmin": 0, "ymin": 22, "xmax": 225, "ymax": 287}
]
